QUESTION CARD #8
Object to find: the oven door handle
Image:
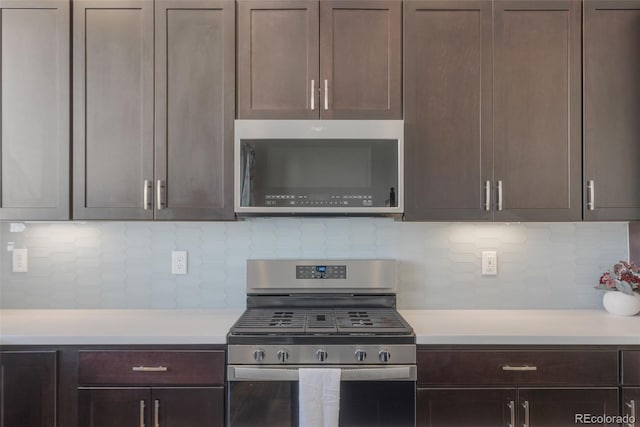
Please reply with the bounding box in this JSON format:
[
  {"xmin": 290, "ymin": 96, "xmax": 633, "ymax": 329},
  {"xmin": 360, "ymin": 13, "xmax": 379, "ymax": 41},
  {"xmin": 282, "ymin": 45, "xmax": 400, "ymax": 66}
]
[{"xmin": 229, "ymin": 366, "xmax": 416, "ymax": 382}]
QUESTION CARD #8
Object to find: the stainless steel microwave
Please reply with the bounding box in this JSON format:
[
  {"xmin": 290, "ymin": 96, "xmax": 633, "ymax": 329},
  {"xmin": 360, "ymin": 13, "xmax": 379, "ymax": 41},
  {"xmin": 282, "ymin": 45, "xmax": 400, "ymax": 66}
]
[{"xmin": 234, "ymin": 120, "xmax": 403, "ymax": 214}]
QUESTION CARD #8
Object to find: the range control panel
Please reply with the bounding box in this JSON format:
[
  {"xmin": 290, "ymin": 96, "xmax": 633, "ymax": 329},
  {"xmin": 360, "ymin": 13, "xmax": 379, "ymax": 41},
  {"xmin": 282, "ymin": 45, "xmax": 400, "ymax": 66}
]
[{"xmin": 296, "ymin": 265, "xmax": 347, "ymax": 279}]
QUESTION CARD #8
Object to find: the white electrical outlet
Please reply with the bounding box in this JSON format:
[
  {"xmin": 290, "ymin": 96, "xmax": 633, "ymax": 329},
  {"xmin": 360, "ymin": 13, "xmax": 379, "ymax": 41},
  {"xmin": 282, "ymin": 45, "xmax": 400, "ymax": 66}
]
[
  {"xmin": 481, "ymin": 250, "xmax": 497, "ymax": 276},
  {"xmin": 12, "ymin": 248, "xmax": 28, "ymax": 273},
  {"xmin": 172, "ymin": 251, "xmax": 188, "ymax": 275}
]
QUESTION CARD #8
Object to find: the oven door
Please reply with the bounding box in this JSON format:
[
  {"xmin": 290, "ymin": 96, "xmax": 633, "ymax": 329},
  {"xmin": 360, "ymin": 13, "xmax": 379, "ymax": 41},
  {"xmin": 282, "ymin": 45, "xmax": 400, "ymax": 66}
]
[{"xmin": 227, "ymin": 365, "xmax": 416, "ymax": 427}]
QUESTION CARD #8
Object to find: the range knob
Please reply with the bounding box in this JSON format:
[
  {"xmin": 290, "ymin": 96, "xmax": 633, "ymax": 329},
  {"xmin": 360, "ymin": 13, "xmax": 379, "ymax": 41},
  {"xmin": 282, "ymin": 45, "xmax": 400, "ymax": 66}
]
[
  {"xmin": 253, "ymin": 349, "xmax": 265, "ymax": 362},
  {"xmin": 277, "ymin": 349, "xmax": 289, "ymax": 363},
  {"xmin": 316, "ymin": 349, "xmax": 328, "ymax": 362},
  {"xmin": 379, "ymin": 350, "xmax": 391, "ymax": 363},
  {"xmin": 354, "ymin": 349, "xmax": 367, "ymax": 362}
]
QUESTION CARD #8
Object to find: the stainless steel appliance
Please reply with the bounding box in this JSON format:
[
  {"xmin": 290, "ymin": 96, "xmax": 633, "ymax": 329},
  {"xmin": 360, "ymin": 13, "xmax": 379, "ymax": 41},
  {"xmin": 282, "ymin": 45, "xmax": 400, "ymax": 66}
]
[
  {"xmin": 234, "ymin": 120, "xmax": 404, "ymax": 215},
  {"xmin": 227, "ymin": 259, "xmax": 416, "ymax": 427}
]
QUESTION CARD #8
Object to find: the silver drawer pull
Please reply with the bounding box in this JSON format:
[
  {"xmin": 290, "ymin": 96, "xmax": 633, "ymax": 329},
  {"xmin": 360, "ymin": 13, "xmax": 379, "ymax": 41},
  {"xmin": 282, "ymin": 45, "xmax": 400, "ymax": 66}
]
[
  {"xmin": 502, "ymin": 365, "xmax": 537, "ymax": 372},
  {"xmin": 132, "ymin": 366, "xmax": 168, "ymax": 372}
]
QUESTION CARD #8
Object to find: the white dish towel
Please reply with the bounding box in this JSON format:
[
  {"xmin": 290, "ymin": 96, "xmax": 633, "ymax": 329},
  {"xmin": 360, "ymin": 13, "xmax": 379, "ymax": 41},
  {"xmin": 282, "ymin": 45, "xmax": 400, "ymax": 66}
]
[{"xmin": 299, "ymin": 368, "xmax": 341, "ymax": 427}]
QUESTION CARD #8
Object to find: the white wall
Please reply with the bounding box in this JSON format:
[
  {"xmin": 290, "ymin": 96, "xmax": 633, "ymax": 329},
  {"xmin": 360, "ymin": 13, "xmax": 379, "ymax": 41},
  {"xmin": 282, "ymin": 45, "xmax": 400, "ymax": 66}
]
[{"xmin": 0, "ymin": 219, "xmax": 628, "ymax": 309}]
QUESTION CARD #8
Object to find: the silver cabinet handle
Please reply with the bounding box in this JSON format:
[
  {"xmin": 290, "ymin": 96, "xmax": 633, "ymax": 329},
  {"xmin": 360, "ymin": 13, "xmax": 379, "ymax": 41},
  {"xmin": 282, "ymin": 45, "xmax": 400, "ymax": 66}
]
[
  {"xmin": 485, "ymin": 180, "xmax": 491, "ymax": 211},
  {"xmin": 497, "ymin": 180, "xmax": 503, "ymax": 211},
  {"xmin": 154, "ymin": 400, "xmax": 160, "ymax": 427},
  {"xmin": 156, "ymin": 180, "xmax": 166, "ymax": 210},
  {"xmin": 587, "ymin": 179, "xmax": 595, "ymax": 210},
  {"xmin": 132, "ymin": 366, "xmax": 168, "ymax": 372},
  {"xmin": 502, "ymin": 365, "xmax": 537, "ymax": 372},
  {"xmin": 143, "ymin": 180, "xmax": 152, "ymax": 210},
  {"xmin": 522, "ymin": 400, "xmax": 530, "ymax": 427},
  {"xmin": 626, "ymin": 400, "xmax": 636, "ymax": 427},
  {"xmin": 324, "ymin": 79, "xmax": 328, "ymax": 111},
  {"xmin": 310, "ymin": 79, "xmax": 315, "ymax": 110},
  {"xmin": 508, "ymin": 400, "xmax": 515, "ymax": 427},
  {"xmin": 139, "ymin": 400, "xmax": 146, "ymax": 427}
]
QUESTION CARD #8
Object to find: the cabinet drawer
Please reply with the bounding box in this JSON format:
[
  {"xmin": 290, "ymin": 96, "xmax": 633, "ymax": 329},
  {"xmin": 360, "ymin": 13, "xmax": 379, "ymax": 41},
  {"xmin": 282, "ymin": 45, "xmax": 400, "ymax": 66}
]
[
  {"xmin": 418, "ymin": 350, "xmax": 618, "ymax": 386},
  {"xmin": 623, "ymin": 350, "xmax": 640, "ymax": 385},
  {"xmin": 78, "ymin": 351, "xmax": 225, "ymax": 386}
]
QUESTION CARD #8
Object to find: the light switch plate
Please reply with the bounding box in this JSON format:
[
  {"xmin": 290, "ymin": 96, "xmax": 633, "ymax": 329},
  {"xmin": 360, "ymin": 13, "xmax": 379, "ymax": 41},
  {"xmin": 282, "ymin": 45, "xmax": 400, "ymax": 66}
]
[
  {"xmin": 482, "ymin": 250, "xmax": 497, "ymax": 276},
  {"xmin": 12, "ymin": 248, "xmax": 28, "ymax": 273}
]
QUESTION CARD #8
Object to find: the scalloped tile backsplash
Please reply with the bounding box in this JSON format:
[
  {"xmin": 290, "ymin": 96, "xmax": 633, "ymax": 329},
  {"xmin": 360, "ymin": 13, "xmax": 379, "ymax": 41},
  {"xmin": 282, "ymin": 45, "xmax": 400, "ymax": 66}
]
[{"xmin": 0, "ymin": 219, "xmax": 628, "ymax": 309}]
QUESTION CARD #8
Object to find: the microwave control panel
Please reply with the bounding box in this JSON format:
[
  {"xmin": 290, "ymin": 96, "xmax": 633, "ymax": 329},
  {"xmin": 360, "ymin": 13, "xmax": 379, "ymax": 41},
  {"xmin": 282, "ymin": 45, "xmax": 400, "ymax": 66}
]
[{"xmin": 264, "ymin": 194, "xmax": 373, "ymax": 207}]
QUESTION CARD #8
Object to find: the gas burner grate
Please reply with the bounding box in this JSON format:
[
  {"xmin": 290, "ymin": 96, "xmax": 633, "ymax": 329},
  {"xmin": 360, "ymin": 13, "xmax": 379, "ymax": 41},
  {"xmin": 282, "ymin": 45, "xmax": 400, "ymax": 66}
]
[
  {"xmin": 345, "ymin": 311, "xmax": 374, "ymax": 326},
  {"xmin": 269, "ymin": 311, "xmax": 295, "ymax": 327},
  {"xmin": 230, "ymin": 309, "xmax": 306, "ymax": 334},
  {"xmin": 229, "ymin": 308, "xmax": 413, "ymax": 335},
  {"xmin": 335, "ymin": 309, "xmax": 412, "ymax": 334}
]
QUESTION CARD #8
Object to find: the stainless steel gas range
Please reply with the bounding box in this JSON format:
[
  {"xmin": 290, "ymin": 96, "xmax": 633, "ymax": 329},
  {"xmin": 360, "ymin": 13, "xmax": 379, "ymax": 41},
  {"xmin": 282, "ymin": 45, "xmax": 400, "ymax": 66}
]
[{"xmin": 227, "ymin": 259, "xmax": 416, "ymax": 427}]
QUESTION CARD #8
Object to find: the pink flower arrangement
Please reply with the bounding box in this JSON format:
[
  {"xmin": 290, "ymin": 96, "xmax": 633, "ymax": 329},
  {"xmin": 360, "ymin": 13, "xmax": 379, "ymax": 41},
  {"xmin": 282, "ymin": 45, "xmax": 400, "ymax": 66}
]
[{"xmin": 595, "ymin": 261, "xmax": 640, "ymax": 295}]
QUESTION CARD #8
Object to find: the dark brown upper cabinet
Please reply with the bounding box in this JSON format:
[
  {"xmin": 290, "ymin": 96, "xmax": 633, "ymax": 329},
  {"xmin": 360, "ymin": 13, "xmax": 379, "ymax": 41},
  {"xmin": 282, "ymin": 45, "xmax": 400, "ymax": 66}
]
[
  {"xmin": 237, "ymin": 0, "xmax": 401, "ymax": 119},
  {"xmin": 493, "ymin": 0, "xmax": 582, "ymax": 222},
  {"xmin": 73, "ymin": 0, "xmax": 155, "ymax": 220},
  {"xmin": 73, "ymin": 0, "xmax": 234, "ymax": 220},
  {"xmin": 404, "ymin": 0, "xmax": 493, "ymax": 221},
  {"xmin": 0, "ymin": 0, "xmax": 70, "ymax": 221},
  {"xmin": 154, "ymin": 0, "xmax": 235, "ymax": 220},
  {"xmin": 405, "ymin": 0, "xmax": 581, "ymax": 221},
  {"xmin": 584, "ymin": 0, "xmax": 640, "ymax": 221}
]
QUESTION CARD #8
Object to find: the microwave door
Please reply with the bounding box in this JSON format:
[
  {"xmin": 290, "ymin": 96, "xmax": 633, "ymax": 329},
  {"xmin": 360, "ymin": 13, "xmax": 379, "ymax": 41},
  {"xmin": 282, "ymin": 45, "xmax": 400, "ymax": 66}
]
[{"xmin": 240, "ymin": 143, "xmax": 255, "ymax": 207}]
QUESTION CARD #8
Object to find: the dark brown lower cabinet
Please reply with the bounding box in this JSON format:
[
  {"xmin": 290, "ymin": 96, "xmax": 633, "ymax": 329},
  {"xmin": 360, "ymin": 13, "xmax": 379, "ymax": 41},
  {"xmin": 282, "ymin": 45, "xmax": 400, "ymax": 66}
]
[
  {"xmin": 417, "ymin": 388, "xmax": 516, "ymax": 426},
  {"xmin": 418, "ymin": 388, "xmax": 618, "ymax": 427},
  {"xmin": 78, "ymin": 387, "xmax": 224, "ymax": 427},
  {"xmin": 520, "ymin": 388, "xmax": 619, "ymax": 427},
  {"xmin": 417, "ymin": 348, "xmax": 622, "ymax": 427},
  {"xmin": 0, "ymin": 351, "xmax": 56, "ymax": 427}
]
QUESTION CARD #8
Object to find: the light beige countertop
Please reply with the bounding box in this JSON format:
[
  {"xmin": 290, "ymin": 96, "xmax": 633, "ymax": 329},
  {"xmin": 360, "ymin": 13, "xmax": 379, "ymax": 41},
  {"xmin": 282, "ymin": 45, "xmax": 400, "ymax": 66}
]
[
  {"xmin": 400, "ymin": 309, "xmax": 640, "ymax": 345},
  {"xmin": 1, "ymin": 309, "xmax": 638, "ymax": 346},
  {"xmin": 0, "ymin": 309, "xmax": 243, "ymax": 345}
]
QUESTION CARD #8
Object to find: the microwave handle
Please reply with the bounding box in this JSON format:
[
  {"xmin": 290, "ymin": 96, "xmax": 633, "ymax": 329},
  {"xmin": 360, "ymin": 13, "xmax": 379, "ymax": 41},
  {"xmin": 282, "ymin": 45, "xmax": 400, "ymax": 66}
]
[{"xmin": 230, "ymin": 366, "xmax": 415, "ymax": 382}]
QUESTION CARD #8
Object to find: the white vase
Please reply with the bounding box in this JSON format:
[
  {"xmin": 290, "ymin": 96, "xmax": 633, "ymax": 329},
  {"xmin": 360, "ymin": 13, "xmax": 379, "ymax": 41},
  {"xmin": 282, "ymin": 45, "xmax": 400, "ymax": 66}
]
[{"xmin": 602, "ymin": 291, "xmax": 640, "ymax": 316}]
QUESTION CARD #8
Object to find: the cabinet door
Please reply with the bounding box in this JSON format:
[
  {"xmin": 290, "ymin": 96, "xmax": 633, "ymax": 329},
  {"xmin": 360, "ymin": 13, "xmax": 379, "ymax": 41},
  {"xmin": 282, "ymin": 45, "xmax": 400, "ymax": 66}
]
[
  {"xmin": 0, "ymin": 0, "xmax": 69, "ymax": 220},
  {"xmin": 319, "ymin": 0, "xmax": 401, "ymax": 119},
  {"xmin": 417, "ymin": 388, "xmax": 517, "ymax": 427},
  {"xmin": 493, "ymin": 0, "xmax": 582, "ymax": 221},
  {"xmin": 153, "ymin": 388, "xmax": 224, "ymax": 427},
  {"xmin": 154, "ymin": 0, "xmax": 235, "ymax": 220},
  {"xmin": 237, "ymin": 0, "xmax": 319, "ymax": 119},
  {"xmin": 0, "ymin": 351, "xmax": 56, "ymax": 427},
  {"xmin": 622, "ymin": 388, "xmax": 640, "ymax": 424},
  {"xmin": 73, "ymin": 0, "xmax": 154, "ymax": 220},
  {"xmin": 519, "ymin": 388, "xmax": 619, "ymax": 427},
  {"xmin": 584, "ymin": 0, "xmax": 640, "ymax": 220},
  {"xmin": 404, "ymin": 0, "xmax": 493, "ymax": 220},
  {"xmin": 78, "ymin": 388, "xmax": 150, "ymax": 427}
]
